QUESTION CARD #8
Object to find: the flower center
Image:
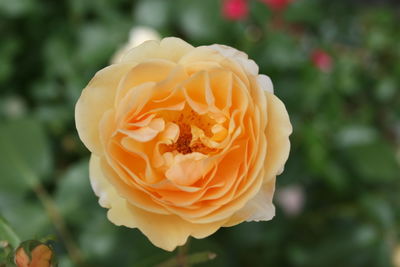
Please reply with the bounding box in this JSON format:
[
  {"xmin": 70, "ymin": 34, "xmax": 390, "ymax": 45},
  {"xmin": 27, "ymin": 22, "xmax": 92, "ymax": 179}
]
[
  {"xmin": 161, "ymin": 107, "xmax": 225, "ymax": 155},
  {"xmin": 170, "ymin": 123, "xmax": 192, "ymax": 154}
]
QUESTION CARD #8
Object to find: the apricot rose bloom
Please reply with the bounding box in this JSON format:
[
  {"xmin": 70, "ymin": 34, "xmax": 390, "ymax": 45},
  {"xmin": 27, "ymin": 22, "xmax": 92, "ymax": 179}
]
[{"xmin": 75, "ymin": 37, "xmax": 292, "ymax": 251}]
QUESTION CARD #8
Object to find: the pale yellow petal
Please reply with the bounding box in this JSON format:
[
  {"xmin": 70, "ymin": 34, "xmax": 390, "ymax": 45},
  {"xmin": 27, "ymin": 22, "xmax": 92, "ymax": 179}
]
[
  {"xmin": 208, "ymin": 44, "xmax": 259, "ymax": 75},
  {"xmin": 226, "ymin": 177, "xmax": 276, "ymax": 225},
  {"xmin": 75, "ymin": 63, "xmax": 135, "ymax": 155},
  {"xmin": 89, "ymin": 154, "xmax": 119, "ymax": 208},
  {"xmin": 120, "ymin": 37, "xmax": 194, "ymax": 64},
  {"xmin": 257, "ymin": 74, "xmax": 274, "ymax": 93},
  {"xmin": 107, "ymin": 196, "xmax": 228, "ymax": 251},
  {"xmin": 119, "ymin": 118, "xmax": 165, "ymax": 142},
  {"xmin": 264, "ymin": 92, "xmax": 292, "ymax": 181}
]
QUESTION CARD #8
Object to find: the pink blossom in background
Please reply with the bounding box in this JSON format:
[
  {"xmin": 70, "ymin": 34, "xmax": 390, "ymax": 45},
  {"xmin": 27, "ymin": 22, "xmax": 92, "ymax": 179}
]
[
  {"xmin": 262, "ymin": 0, "xmax": 293, "ymax": 11},
  {"xmin": 311, "ymin": 49, "xmax": 333, "ymax": 73},
  {"xmin": 276, "ymin": 185, "xmax": 305, "ymax": 216},
  {"xmin": 222, "ymin": 0, "xmax": 248, "ymax": 20}
]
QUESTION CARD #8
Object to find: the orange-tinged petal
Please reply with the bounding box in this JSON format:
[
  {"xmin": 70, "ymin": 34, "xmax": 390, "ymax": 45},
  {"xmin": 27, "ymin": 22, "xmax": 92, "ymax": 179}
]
[
  {"xmin": 115, "ymin": 59, "xmax": 176, "ymax": 105},
  {"xmin": 90, "ymin": 155, "xmax": 169, "ymax": 214},
  {"xmin": 165, "ymin": 152, "xmax": 209, "ymax": 186}
]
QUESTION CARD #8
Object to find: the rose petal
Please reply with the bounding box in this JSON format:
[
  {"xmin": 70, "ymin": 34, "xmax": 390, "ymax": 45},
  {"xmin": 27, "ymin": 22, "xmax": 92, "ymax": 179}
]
[
  {"xmin": 257, "ymin": 74, "xmax": 274, "ymax": 93},
  {"xmin": 209, "ymin": 44, "xmax": 259, "ymax": 75},
  {"xmin": 121, "ymin": 37, "xmax": 194, "ymax": 64},
  {"xmin": 107, "ymin": 198, "xmax": 229, "ymax": 251},
  {"xmin": 165, "ymin": 152, "xmax": 209, "ymax": 186},
  {"xmin": 264, "ymin": 92, "xmax": 292, "ymax": 180},
  {"xmin": 75, "ymin": 63, "xmax": 136, "ymax": 155},
  {"xmin": 237, "ymin": 177, "xmax": 276, "ymax": 223}
]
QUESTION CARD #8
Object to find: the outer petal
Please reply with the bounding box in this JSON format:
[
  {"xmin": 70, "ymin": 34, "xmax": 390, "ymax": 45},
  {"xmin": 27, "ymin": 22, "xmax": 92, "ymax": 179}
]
[
  {"xmin": 208, "ymin": 44, "xmax": 274, "ymax": 93},
  {"xmin": 208, "ymin": 44, "xmax": 259, "ymax": 75},
  {"xmin": 89, "ymin": 155, "xmax": 119, "ymax": 208},
  {"xmin": 112, "ymin": 26, "xmax": 161, "ymax": 64},
  {"xmin": 257, "ymin": 74, "xmax": 274, "ymax": 93},
  {"xmin": 75, "ymin": 63, "xmax": 135, "ymax": 155},
  {"xmin": 90, "ymin": 154, "xmax": 228, "ymax": 251},
  {"xmin": 264, "ymin": 92, "xmax": 292, "ymax": 180},
  {"xmin": 242, "ymin": 177, "xmax": 276, "ymax": 222},
  {"xmin": 107, "ymin": 200, "xmax": 228, "ymax": 251},
  {"xmin": 120, "ymin": 37, "xmax": 194, "ymax": 64},
  {"xmin": 223, "ymin": 177, "xmax": 276, "ymax": 226}
]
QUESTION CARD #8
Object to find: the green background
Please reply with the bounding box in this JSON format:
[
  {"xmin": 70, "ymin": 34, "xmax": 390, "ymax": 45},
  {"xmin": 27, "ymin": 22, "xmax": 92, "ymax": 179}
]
[{"xmin": 1, "ymin": 0, "xmax": 400, "ymax": 266}]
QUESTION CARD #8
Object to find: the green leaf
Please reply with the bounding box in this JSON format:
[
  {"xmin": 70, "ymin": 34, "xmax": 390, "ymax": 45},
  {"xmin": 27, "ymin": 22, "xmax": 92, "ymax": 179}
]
[
  {"xmin": 55, "ymin": 159, "xmax": 95, "ymax": 225},
  {"xmin": 285, "ymin": 0, "xmax": 323, "ymax": 25},
  {"xmin": 249, "ymin": 0, "xmax": 271, "ymax": 25},
  {"xmin": 375, "ymin": 77, "xmax": 396, "ymax": 102},
  {"xmin": 346, "ymin": 141, "xmax": 399, "ymax": 182},
  {"xmin": 0, "ymin": 216, "xmax": 20, "ymax": 248},
  {"xmin": 176, "ymin": 0, "xmax": 227, "ymax": 43},
  {"xmin": 336, "ymin": 55, "xmax": 361, "ymax": 96},
  {"xmin": 0, "ymin": 119, "xmax": 52, "ymax": 193},
  {"xmin": 360, "ymin": 196, "xmax": 394, "ymax": 229},
  {"xmin": 0, "ymin": 0, "xmax": 34, "ymax": 17},
  {"xmin": 261, "ymin": 33, "xmax": 304, "ymax": 70},
  {"xmin": 78, "ymin": 213, "xmax": 119, "ymax": 262},
  {"xmin": 0, "ymin": 193, "xmax": 51, "ymax": 241}
]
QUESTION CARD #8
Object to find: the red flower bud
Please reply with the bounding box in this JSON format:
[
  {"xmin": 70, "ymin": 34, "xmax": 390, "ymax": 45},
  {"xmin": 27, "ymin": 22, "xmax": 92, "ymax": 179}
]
[
  {"xmin": 222, "ymin": 0, "xmax": 248, "ymax": 21},
  {"xmin": 311, "ymin": 50, "xmax": 333, "ymax": 73}
]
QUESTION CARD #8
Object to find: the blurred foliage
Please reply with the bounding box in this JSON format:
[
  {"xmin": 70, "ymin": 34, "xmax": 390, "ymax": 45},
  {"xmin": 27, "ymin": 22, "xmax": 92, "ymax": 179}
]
[{"xmin": 1, "ymin": 0, "xmax": 400, "ymax": 266}]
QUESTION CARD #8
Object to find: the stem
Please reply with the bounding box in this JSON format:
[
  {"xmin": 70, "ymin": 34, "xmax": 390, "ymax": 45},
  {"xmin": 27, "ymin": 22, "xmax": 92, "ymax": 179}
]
[
  {"xmin": 176, "ymin": 244, "xmax": 189, "ymax": 267},
  {"xmin": 157, "ymin": 251, "xmax": 216, "ymax": 267},
  {"xmin": 33, "ymin": 183, "xmax": 84, "ymax": 265}
]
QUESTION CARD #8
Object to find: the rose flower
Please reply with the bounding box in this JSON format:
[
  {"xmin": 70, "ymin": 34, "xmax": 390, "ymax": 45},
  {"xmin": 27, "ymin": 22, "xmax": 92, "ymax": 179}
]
[{"xmin": 75, "ymin": 37, "xmax": 292, "ymax": 251}]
